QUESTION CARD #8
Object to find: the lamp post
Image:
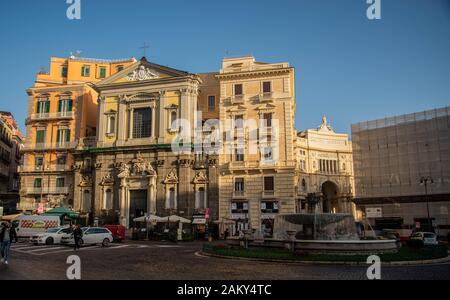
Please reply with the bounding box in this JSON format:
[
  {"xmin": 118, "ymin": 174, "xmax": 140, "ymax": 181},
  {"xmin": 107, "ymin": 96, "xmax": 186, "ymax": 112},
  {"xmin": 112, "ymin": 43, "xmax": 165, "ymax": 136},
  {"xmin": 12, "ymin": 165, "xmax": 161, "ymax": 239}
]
[{"xmin": 419, "ymin": 176, "xmax": 434, "ymax": 232}]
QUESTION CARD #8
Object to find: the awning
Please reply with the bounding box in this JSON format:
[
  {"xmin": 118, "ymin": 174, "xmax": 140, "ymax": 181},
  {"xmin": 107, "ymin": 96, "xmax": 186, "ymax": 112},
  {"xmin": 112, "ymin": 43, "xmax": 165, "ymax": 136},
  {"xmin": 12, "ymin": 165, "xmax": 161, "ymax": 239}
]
[
  {"xmin": 0, "ymin": 214, "xmax": 22, "ymax": 221},
  {"xmin": 192, "ymin": 218, "xmax": 207, "ymax": 225},
  {"xmin": 43, "ymin": 207, "xmax": 79, "ymax": 219}
]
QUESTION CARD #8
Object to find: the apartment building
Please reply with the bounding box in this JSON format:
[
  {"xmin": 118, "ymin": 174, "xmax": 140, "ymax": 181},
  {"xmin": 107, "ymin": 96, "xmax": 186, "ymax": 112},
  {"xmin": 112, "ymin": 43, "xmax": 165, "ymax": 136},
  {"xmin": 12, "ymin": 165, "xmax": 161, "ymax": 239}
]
[{"xmin": 19, "ymin": 56, "xmax": 135, "ymax": 212}]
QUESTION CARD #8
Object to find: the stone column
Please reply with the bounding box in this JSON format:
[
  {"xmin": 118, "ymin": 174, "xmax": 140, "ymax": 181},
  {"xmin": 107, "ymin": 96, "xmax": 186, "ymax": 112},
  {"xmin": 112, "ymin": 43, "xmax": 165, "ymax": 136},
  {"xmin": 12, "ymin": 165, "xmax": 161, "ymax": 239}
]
[
  {"xmin": 129, "ymin": 108, "xmax": 134, "ymax": 139},
  {"xmin": 151, "ymin": 106, "xmax": 156, "ymax": 138},
  {"xmin": 119, "ymin": 178, "xmax": 127, "ymax": 227},
  {"xmin": 97, "ymin": 97, "xmax": 106, "ymax": 145},
  {"xmin": 147, "ymin": 175, "xmax": 157, "ymax": 214},
  {"xmin": 158, "ymin": 91, "xmax": 166, "ymax": 144},
  {"xmin": 117, "ymin": 96, "xmax": 127, "ymax": 144}
]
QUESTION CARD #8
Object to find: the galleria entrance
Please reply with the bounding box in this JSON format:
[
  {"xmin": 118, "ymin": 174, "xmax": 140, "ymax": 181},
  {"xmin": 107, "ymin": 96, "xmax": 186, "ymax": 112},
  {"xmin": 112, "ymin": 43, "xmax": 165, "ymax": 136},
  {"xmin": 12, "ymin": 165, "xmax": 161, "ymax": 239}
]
[
  {"xmin": 129, "ymin": 190, "xmax": 148, "ymax": 226},
  {"xmin": 322, "ymin": 181, "xmax": 339, "ymax": 213}
]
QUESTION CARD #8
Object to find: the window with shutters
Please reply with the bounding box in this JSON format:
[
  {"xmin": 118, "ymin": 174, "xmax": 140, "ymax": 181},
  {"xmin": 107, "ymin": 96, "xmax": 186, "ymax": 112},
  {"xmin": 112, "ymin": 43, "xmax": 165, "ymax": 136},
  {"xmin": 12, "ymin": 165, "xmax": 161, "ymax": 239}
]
[
  {"xmin": 81, "ymin": 65, "xmax": 91, "ymax": 77},
  {"xmin": 36, "ymin": 99, "xmax": 50, "ymax": 115},
  {"xmin": 99, "ymin": 67, "xmax": 107, "ymax": 78},
  {"xmin": 61, "ymin": 66, "xmax": 68, "ymax": 77},
  {"xmin": 56, "ymin": 129, "xmax": 70, "ymax": 144},
  {"xmin": 58, "ymin": 99, "xmax": 73, "ymax": 115},
  {"xmin": 36, "ymin": 129, "xmax": 46, "ymax": 144},
  {"xmin": 56, "ymin": 177, "xmax": 65, "ymax": 188},
  {"xmin": 34, "ymin": 178, "xmax": 42, "ymax": 188}
]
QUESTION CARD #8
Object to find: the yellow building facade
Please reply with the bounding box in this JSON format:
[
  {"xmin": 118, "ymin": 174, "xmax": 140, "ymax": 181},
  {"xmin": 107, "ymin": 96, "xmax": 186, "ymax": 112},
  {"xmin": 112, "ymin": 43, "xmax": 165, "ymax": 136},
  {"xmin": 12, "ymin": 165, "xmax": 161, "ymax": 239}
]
[
  {"xmin": 19, "ymin": 56, "xmax": 135, "ymax": 211},
  {"xmin": 216, "ymin": 56, "xmax": 297, "ymax": 236}
]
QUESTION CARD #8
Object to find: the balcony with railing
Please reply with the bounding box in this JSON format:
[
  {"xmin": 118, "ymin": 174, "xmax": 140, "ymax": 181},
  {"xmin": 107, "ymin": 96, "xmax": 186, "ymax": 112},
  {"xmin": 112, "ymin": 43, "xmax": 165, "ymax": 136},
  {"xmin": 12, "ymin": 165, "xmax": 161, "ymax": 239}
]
[
  {"xmin": 258, "ymin": 92, "xmax": 274, "ymax": 102},
  {"xmin": 27, "ymin": 111, "xmax": 75, "ymax": 122},
  {"xmin": 23, "ymin": 141, "xmax": 78, "ymax": 151},
  {"xmin": 230, "ymin": 94, "xmax": 245, "ymax": 104},
  {"xmin": 262, "ymin": 190, "xmax": 276, "ymax": 198},
  {"xmin": 19, "ymin": 164, "xmax": 72, "ymax": 173},
  {"xmin": 232, "ymin": 190, "xmax": 246, "ymax": 199},
  {"xmin": 23, "ymin": 186, "xmax": 70, "ymax": 195}
]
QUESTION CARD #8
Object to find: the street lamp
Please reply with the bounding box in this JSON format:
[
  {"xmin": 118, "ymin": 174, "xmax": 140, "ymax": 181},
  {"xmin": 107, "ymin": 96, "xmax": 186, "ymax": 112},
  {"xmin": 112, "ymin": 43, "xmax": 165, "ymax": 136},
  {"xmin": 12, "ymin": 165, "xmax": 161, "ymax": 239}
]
[{"xmin": 419, "ymin": 176, "xmax": 434, "ymax": 232}]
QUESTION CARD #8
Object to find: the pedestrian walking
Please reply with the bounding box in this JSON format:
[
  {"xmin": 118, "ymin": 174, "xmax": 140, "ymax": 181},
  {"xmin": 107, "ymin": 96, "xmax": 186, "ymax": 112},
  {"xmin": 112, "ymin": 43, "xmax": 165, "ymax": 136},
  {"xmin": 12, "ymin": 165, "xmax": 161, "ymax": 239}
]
[
  {"xmin": 224, "ymin": 228, "xmax": 230, "ymax": 240},
  {"xmin": 0, "ymin": 221, "xmax": 18, "ymax": 265},
  {"xmin": 73, "ymin": 224, "xmax": 83, "ymax": 251}
]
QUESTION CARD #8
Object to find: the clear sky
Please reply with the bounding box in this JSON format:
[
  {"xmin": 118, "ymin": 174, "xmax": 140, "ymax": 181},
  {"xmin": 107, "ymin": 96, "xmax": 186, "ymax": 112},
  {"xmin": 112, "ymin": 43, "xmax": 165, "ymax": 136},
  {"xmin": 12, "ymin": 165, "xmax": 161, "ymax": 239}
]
[{"xmin": 0, "ymin": 0, "xmax": 449, "ymax": 135}]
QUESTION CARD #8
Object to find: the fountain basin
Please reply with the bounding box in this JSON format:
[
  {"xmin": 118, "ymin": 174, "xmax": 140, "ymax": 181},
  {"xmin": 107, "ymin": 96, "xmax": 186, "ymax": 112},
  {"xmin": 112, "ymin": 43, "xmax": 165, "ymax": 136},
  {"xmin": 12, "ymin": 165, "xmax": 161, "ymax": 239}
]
[{"xmin": 226, "ymin": 238, "xmax": 399, "ymax": 255}]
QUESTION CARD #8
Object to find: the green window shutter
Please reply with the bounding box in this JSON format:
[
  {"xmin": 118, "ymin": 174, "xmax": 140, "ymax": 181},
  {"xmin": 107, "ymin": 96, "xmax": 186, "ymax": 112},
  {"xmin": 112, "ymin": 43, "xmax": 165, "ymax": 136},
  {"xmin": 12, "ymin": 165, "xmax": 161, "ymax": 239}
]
[
  {"xmin": 81, "ymin": 66, "xmax": 85, "ymax": 76},
  {"xmin": 68, "ymin": 99, "xmax": 73, "ymax": 111},
  {"xmin": 45, "ymin": 101, "xmax": 50, "ymax": 113},
  {"xmin": 56, "ymin": 130, "xmax": 61, "ymax": 143},
  {"xmin": 58, "ymin": 100, "xmax": 62, "ymax": 112},
  {"xmin": 36, "ymin": 130, "xmax": 45, "ymax": 143},
  {"xmin": 100, "ymin": 67, "xmax": 106, "ymax": 78},
  {"xmin": 36, "ymin": 102, "xmax": 40, "ymax": 113},
  {"xmin": 65, "ymin": 129, "xmax": 70, "ymax": 142}
]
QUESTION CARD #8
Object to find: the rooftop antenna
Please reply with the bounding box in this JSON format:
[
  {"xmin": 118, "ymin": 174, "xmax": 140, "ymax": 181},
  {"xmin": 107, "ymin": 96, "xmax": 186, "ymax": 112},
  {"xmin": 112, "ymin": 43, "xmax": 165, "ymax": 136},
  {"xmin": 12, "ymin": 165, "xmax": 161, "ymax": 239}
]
[{"xmin": 69, "ymin": 50, "xmax": 82, "ymax": 59}]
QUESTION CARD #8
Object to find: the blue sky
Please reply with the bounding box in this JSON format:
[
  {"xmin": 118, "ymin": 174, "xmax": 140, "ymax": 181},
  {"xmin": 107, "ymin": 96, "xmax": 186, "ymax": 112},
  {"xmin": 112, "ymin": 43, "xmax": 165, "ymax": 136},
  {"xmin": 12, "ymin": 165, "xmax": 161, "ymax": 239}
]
[{"xmin": 0, "ymin": 0, "xmax": 449, "ymax": 135}]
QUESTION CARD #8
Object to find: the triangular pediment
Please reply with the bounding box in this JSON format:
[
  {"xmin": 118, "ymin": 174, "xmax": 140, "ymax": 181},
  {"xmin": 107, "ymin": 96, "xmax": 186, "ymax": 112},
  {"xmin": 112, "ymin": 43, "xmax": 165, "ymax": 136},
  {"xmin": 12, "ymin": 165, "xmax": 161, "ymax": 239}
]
[
  {"xmin": 255, "ymin": 103, "xmax": 277, "ymax": 111},
  {"xmin": 227, "ymin": 105, "xmax": 247, "ymax": 113},
  {"xmin": 96, "ymin": 57, "xmax": 190, "ymax": 86}
]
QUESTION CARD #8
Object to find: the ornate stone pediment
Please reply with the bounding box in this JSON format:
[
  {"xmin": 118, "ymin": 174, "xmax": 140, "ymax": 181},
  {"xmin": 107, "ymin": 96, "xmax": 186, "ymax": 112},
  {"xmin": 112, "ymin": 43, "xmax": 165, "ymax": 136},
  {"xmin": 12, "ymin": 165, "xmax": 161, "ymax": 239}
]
[
  {"xmin": 127, "ymin": 65, "xmax": 159, "ymax": 81},
  {"xmin": 79, "ymin": 175, "xmax": 92, "ymax": 187},
  {"xmin": 164, "ymin": 169, "xmax": 178, "ymax": 184},
  {"xmin": 131, "ymin": 152, "xmax": 157, "ymax": 176},
  {"xmin": 193, "ymin": 171, "xmax": 207, "ymax": 184},
  {"xmin": 100, "ymin": 173, "xmax": 114, "ymax": 186}
]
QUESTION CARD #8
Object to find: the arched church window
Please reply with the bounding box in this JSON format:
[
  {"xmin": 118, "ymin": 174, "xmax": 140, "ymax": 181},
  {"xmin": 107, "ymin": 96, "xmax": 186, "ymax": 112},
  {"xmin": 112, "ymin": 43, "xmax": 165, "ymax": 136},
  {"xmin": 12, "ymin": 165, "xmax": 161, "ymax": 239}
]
[
  {"xmin": 103, "ymin": 189, "xmax": 113, "ymax": 210},
  {"xmin": 82, "ymin": 190, "xmax": 91, "ymax": 212}
]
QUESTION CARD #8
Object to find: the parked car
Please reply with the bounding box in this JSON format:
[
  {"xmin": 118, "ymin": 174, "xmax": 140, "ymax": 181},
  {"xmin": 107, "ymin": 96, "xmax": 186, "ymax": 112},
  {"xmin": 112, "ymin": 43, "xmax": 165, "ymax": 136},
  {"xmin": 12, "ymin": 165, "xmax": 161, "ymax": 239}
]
[
  {"xmin": 61, "ymin": 227, "xmax": 113, "ymax": 247},
  {"xmin": 410, "ymin": 232, "xmax": 438, "ymax": 246},
  {"xmin": 30, "ymin": 227, "xmax": 72, "ymax": 245}
]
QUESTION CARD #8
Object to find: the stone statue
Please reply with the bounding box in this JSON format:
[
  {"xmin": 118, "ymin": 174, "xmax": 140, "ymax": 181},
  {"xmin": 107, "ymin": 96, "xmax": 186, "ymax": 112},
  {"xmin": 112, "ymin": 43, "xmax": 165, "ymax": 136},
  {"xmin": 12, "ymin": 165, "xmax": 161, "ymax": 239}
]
[{"xmin": 117, "ymin": 162, "xmax": 130, "ymax": 178}]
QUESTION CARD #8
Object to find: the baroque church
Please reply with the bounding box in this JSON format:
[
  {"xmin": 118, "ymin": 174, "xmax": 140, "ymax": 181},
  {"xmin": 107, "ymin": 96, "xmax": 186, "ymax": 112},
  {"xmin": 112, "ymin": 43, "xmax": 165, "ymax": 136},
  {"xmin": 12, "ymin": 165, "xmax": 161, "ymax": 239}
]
[{"xmin": 72, "ymin": 58, "xmax": 219, "ymax": 228}]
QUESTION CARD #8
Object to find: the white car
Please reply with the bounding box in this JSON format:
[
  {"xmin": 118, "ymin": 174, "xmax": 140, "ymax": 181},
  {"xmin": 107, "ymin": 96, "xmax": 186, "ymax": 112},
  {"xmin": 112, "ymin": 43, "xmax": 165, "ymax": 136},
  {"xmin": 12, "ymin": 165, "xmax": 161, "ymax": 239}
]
[
  {"xmin": 410, "ymin": 232, "xmax": 439, "ymax": 246},
  {"xmin": 61, "ymin": 227, "xmax": 113, "ymax": 247},
  {"xmin": 30, "ymin": 227, "xmax": 72, "ymax": 245}
]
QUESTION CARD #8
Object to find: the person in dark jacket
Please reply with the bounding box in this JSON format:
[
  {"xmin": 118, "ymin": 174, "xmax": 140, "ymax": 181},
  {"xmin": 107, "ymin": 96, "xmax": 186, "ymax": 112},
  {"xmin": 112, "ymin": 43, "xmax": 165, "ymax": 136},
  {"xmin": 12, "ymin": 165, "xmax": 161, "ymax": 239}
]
[
  {"xmin": 72, "ymin": 224, "xmax": 83, "ymax": 251},
  {"xmin": 0, "ymin": 221, "xmax": 18, "ymax": 265}
]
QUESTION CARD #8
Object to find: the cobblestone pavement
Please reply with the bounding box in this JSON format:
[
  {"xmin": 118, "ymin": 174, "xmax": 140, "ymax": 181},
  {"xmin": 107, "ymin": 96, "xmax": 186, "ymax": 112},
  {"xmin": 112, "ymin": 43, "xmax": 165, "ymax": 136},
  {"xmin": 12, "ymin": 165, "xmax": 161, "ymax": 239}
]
[{"xmin": 0, "ymin": 241, "xmax": 449, "ymax": 280}]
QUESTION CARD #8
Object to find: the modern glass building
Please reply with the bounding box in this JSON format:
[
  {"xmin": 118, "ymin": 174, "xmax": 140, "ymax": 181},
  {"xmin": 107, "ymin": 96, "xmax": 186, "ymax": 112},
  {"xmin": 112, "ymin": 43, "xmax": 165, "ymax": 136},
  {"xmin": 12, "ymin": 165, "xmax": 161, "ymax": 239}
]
[{"xmin": 351, "ymin": 106, "xmax": 450, "ymax": 237}]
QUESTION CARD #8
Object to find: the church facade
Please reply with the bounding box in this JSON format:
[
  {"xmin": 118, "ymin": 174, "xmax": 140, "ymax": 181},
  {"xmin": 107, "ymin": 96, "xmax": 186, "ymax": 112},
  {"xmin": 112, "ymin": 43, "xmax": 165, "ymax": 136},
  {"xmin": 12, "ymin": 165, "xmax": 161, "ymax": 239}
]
[{"xmin": 72, "ymin": 58, "xmax": 219, "ymax": 228}]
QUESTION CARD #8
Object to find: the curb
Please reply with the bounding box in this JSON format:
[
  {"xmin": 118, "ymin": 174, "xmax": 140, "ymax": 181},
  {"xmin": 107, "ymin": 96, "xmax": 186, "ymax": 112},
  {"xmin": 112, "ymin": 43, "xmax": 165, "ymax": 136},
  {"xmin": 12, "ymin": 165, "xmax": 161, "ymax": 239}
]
[{"xmin": 197, "ymin": 251, "xmax": 450, "ymax": 266}]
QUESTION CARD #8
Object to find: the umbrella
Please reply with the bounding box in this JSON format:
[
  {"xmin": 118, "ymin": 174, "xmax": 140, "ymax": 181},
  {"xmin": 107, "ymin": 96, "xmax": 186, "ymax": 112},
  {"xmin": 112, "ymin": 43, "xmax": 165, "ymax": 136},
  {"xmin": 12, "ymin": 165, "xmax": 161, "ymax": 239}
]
[{"xmin": 159, "ymin": 215, "xmax": 191, "ymax": 224}]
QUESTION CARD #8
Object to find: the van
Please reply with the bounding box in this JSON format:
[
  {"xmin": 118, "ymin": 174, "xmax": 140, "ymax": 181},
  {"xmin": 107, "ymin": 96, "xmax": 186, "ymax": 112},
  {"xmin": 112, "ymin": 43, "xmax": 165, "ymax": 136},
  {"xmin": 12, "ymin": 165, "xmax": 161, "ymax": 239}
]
[{"xmin": 13, "ymin": 215, "xmax": 61, "ymax": 238}]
